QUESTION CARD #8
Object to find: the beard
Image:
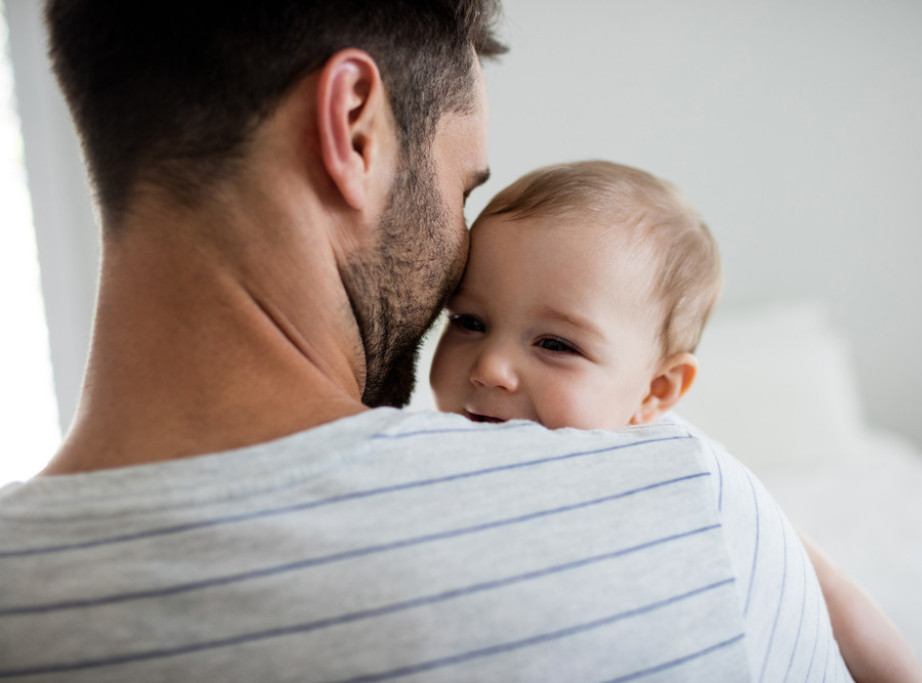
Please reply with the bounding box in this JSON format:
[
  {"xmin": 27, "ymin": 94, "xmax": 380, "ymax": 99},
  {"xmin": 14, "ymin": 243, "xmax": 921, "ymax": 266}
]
[{"xmin": 340, "ymin": 151, "xmax": 468, "ymax": 408}]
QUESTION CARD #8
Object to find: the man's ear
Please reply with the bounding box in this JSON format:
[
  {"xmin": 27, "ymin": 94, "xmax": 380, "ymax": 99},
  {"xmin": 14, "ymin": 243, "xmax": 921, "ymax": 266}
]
[
  {"xmin": 630, "ymin": 352, "xmax": 699, "ymax": 425},
  {"xmin": 315, "ymin": 49, "xmax": 394, "ymax": 212}
]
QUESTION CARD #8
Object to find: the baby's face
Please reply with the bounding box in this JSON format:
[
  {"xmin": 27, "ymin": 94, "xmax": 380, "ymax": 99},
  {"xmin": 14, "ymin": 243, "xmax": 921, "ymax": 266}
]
[{"xmin": 429, "ymin": 213, "xmax": 663, "ymax": 430}]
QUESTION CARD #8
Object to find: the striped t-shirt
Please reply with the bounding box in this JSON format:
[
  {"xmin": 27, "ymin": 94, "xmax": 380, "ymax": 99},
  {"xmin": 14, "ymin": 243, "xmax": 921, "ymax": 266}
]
[{"xmin": 0, "ymin": 408, "xmax": 850, "ymax": 681}]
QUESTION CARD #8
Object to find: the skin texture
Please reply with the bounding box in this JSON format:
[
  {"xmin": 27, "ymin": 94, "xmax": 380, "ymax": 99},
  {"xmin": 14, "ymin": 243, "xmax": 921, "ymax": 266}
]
[
  {"xmin": 430, "ymin": 213, "xmax": 696, "ymax": 429},
  {"xmin": 42, "ymin": 50, "xmax": 490, "ymax": 475}
]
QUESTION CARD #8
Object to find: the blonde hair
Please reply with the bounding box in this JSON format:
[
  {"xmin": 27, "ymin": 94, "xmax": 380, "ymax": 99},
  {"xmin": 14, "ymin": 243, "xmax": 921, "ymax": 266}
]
[{"xmin": 475, "ymin": 160, "xmax": 722, "ymax": 359}]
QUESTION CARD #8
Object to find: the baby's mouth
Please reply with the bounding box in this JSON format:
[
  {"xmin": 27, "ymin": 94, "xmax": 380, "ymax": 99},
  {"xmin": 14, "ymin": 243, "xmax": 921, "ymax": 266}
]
[{"xmin": 464, "ymin": 410, "xmax": 507, "ymax": 424}]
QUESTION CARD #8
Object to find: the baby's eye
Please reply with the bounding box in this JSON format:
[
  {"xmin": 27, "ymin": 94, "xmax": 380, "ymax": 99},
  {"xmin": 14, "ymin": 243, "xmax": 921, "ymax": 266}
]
[
  {"xmin": 536, "ymin": 337, "xmax": 578, "ymax": 354},
  {"xmin": 448, "ymin": 313, "xmax": 486, "ymax": 333}
]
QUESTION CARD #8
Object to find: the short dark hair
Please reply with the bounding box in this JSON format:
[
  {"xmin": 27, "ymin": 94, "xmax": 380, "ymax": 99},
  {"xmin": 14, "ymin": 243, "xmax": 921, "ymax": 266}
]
[
  {"xmin": 477, "ymin": 161, "xmax": 722, "ymax": 358},
  {"xmin": 45, "ymin": 0, "xmax": 507, "ymax": 222}
]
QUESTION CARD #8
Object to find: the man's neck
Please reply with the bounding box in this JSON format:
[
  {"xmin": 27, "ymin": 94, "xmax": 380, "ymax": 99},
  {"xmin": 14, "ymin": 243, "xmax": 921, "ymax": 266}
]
[{"xmin": 44, "ymin": 191, "xmax": 368, "ymax": 476}]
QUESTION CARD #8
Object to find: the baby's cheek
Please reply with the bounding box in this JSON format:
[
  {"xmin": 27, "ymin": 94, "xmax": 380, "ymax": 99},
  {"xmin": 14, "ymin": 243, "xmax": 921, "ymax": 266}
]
[
  {"xmin": 531, "ymin": 384, "xmax": 590, "ymax": 430},
  {"xmin": 539, "ymin": 381, "xmax": 634, "ymax": 431}
]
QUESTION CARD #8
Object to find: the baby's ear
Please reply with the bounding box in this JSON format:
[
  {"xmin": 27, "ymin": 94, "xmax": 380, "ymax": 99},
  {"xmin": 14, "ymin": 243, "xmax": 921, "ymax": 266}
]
[{"xmin": 630, "ymin": 353, "xmax": 699, "ymax": 425}]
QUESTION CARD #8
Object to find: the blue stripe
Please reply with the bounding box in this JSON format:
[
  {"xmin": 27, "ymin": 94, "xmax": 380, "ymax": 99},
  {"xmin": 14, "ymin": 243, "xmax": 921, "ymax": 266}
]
[
  {"xmin": 743, "ymin": 469, "xmax": 761, "ymax": 616},
  {"xmin": 603, "ymin": 633, "xmax": 746, "ymax": 682},
  {"xmin": 0, "ymin": 434, "xmax": 692, "ymax": 558},
  {"xmin": 759, "ymin": 505, "xmax": 788, "ymax": 682},
  {"xmin": 804, "ymin": 588, "xmax": 820, "ymax": 680},
  {"xmin": 783, "ymin": 552, "xmax": 808, "ymax": 680},
  {"xmin": 0, "ymin": 473, "xmax": 711, "ymax": 616},
  {"xmin": 823, "ymin": 588, "xmax": 832, "ymax": 683},
  {"xmin": 330, "ymin": 579, "xmax": 739, "ymax": 683},
  {"xmin": 821, "ymin": 614, "xmax": 831, "ymax": 683},
  {"xmin": 0, "ymin": 576, "xmax": 735, "ymax": 679}
]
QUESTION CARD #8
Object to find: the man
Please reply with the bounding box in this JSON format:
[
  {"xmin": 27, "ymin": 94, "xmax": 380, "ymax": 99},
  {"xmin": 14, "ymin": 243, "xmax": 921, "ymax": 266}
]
[{"xmin": 0, "ymin": 1, "xmax": 850, "ymax": 680}]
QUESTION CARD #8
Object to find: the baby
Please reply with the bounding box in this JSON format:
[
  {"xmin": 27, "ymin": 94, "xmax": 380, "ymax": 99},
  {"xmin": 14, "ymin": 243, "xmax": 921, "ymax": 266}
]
[
  {"xmin": 429, "ymin": 160, "xmax": 921, "ymax": 682},
  {"xmin": 430, "ymin": 160, "xmax": 715, "ymax": 430}
]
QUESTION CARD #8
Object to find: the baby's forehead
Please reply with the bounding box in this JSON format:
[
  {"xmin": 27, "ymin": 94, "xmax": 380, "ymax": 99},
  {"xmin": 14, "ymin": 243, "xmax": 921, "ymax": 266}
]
[
  {"xmin": 472, "ymin": 207, "xmax": 651, "ymax": 259},
  {"xmin": 461, "ymin": 209, "xmax": 667, "ymax": 352},
  {"xmin": 470, "ymin": 210, "xmax": 661, "ymax": 304}
]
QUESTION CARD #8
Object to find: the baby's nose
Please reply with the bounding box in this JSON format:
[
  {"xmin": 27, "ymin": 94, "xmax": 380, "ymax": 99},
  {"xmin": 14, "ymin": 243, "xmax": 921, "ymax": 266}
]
[{"xmin": 469, "ymin": 345, "xmax": 519, "ymax": 392}]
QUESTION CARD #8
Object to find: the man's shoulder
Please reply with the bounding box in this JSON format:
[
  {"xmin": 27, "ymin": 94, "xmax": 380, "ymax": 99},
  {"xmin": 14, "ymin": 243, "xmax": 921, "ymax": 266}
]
[
  {"xmin": 377, "ymin": 409, "xmax": 704, "ymax": 456},
  {"xmin": 368, "ymin": 410, "xmax": 720, "ymax": 505},
  {"xmin": 372, "ymin": 408, "xmax": 716, "ymax": 467},
  {"xmin": 0, "ymin": 410, "xmax": 718, "ymax": 518},
  {"xmin": 0, "ymin": 409, "xmax": 759, "ymax": 681}
]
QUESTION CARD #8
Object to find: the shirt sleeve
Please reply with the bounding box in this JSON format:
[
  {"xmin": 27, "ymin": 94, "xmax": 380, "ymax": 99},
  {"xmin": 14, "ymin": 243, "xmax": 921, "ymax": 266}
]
[{"xmin": 678, "ymin": 416, "xmax": 854, "ymax": 682}]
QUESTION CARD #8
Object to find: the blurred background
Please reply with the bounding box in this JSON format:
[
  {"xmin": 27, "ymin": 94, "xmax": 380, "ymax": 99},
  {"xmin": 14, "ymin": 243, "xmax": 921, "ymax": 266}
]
[{"xmin": 2, "ymin": 1, "xmax": 921, "ymax": 469}]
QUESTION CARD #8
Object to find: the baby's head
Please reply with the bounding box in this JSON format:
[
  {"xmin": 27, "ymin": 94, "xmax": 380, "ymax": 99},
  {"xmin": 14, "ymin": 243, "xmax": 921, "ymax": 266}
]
[{"xmin": 429, "ymin": 160, "xmax": 721, "ymax": 429}]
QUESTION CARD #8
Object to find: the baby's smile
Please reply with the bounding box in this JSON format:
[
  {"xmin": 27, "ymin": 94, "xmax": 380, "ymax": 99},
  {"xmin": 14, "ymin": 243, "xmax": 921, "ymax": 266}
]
[{"xmin": 464, "ymin": 410, "xmax": 508, "ymax": 424}]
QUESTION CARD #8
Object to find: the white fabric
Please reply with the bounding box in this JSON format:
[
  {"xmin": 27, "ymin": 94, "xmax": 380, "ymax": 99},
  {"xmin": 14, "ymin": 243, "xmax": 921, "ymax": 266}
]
[{"xmin": 0, "ymin": 409, "xmax": 850, "ymax": 681}]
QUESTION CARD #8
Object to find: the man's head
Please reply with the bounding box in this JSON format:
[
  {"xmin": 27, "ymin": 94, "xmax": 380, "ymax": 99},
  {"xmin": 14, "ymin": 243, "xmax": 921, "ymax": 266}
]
[
  {"xmin": 46, "ymin": 0, "xmax": 506, "ymax": 409},
  {"xmin": 45, "ymin": 0, "xmax": 505, "ymax": 224},
  {"xmin": 430, "ymin": 160, "xmax": 722, "ymax": 429}
]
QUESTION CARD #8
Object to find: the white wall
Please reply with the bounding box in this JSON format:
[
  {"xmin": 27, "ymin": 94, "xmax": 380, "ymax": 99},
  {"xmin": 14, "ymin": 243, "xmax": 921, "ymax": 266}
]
[
  {"xmin": 6, "ymin": 0, "xmax": 99, "ymax": 437},
  {"xmin": 8, "ymin": 1, "xmax": 922, "ymax": 448},
  {"xmin": 441, "ymin": 0, "xmax": 922, "ymax": 446}
]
